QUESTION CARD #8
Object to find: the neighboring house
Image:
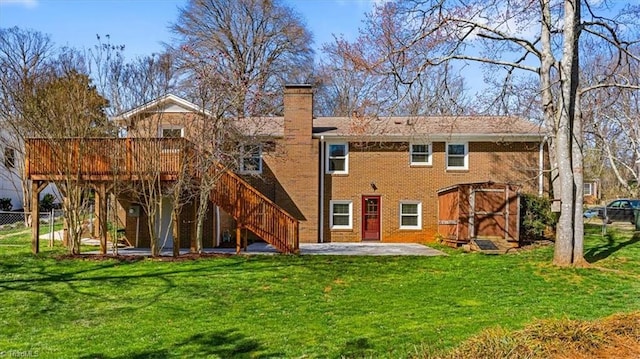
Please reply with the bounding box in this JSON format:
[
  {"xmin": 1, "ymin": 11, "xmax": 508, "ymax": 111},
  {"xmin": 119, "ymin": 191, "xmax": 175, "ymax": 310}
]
[
  {"xmin": 0, "ymin": 134, "xmax": 22, "ymax": 209},
  {"xmin": 583, "ymin": 179, "xmax": 600, "ymax": 204},
  {"xmin": 1, "ymin": 125, "xmax": 59, "ymax": 211},
  {"xmin": 26, "ymin": 85, "xmax": 547, "ymax": 253}
]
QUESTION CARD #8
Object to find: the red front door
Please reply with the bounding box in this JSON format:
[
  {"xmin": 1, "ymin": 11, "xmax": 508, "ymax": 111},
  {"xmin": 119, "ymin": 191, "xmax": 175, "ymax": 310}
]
[{"xmin": 362, "ymin": 196, "xmax": 381, "ymax": 241}]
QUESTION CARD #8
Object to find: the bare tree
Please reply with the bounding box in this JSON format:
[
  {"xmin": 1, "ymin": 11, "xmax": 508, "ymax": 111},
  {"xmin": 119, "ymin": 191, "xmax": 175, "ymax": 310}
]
[
  {"xmin": 334, "ymin": 0, "xmax": 640, "ymax": 266},
  {"xmin": 170, "ymin": 0, "xmax": 314, "ymax": 117},
  {"xmin": 323, "ymin": 4, "xmax": 469, "ymax": 117},
  {"xmin": 582, "ymin": 52, "xmax": 640, "ymax": 197},
  {"xmin": 0, "ymin": 27, "xmax": 55, "ymax": 216},
  {"xmin": 168, "ymin": 0, "xmax": 314, "ymax": 253},
  {"xmin": 22, "ymin": 59, "xmax": 112, "ymax": 254}
]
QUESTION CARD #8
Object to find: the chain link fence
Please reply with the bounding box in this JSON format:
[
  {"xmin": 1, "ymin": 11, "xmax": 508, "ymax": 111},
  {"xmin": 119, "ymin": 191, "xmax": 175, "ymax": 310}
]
[{"xmin": 0, "ymin": 209, "xmax": 64, "ymax": 232}]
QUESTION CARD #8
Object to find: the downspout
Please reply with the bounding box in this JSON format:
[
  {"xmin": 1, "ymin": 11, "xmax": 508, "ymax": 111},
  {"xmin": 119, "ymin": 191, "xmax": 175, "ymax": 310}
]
[
  {"xmin": 319, "ymin": 135, "xmax": 325, "ymax": 243},
  {"xmin": 215, "ymin": 206, "xmax": 221, "ymax": 247},
  {"xmin": 539, "ymin": 136, "xmax": 547, "ymax": 197}
]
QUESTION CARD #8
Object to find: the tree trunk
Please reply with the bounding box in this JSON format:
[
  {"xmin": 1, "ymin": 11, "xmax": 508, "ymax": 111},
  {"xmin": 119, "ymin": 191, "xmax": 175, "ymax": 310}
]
[
  {"xmin": 194, "ymin": 189, "xmax": 209, "ymax": 254},
  {"xmin": 553, "ymin": 0, "xmax": 582, "ymax": 266}
]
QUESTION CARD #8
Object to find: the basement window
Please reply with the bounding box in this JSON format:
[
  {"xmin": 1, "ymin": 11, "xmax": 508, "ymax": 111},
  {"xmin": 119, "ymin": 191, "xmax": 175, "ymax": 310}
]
[
  {"xmin": 330, "ymin": 200, "xmax": 353, "ymax": 230},
  {"xmin": 400, "ymin": 201, "xmax": 421, "ymax": 229}
]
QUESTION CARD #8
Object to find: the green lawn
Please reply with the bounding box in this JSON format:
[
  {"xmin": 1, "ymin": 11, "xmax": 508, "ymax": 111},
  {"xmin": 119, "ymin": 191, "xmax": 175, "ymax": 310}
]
[{"xmin": 0, "ymin": 224, "xmax": 638, "ymax": 358}]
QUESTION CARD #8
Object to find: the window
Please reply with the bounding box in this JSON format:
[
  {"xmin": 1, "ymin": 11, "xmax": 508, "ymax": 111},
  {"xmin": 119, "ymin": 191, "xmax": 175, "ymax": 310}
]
[
  {"xmin": 239, "ymin": 144, "xmax": 262, "ymax": 174},
  {"xmin": 400, "ymin": 201, "xmax": 422, "ymax": 229},
  {"xmin": 4, "ymin": 147, "xmax": 15, "ymax": 169},
  {"xmin": 446, "ymin": 143, "xmax": 468, "ymax": 170},
  {"xmin": 330, "ymin": 200, "xmax": 352, "ymax": 229},
  {"xmin": 327, "ymin": 143, "xmax": 348, "ymax": 174},
  {"xmin": 583, "ymin": 182, "xmax": 593, "ymax": 196},
  {"xmin": 410, "ymin": 143, "xmax": 432, "ymax": 165},
  {"xmin": 160, "ymin": 127, "xmax": 183, "ymax": 138}
]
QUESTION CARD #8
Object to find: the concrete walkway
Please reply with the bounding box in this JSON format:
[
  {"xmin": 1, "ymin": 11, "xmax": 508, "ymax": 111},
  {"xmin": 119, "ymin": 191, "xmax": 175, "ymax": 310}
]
[{"xmin": 86, "ymin": 242, "xmax": 446, "ymax": 256}]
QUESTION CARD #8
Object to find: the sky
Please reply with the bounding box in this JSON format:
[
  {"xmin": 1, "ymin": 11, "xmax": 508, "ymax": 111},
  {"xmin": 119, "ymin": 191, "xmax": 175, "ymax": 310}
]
[{"xmin": 0, "ymin": 0, "xmax": 379, "ymax": 59}]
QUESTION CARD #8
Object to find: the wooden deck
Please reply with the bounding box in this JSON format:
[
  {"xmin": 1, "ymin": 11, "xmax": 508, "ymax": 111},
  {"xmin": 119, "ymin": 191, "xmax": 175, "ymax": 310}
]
[
  {"xmin": 26, "ymin": 138, "xmax": 191, "ymax": 181},
  {"xmin": 25, "ymin": 138, "xmax": 299, "ymax": 254}
]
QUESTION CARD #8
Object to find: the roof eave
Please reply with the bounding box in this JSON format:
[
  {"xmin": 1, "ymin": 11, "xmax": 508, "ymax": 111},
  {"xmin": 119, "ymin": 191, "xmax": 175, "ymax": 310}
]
[{"xmin": 312, "ymin": 133, "xmax": 544, "ymax": 142}]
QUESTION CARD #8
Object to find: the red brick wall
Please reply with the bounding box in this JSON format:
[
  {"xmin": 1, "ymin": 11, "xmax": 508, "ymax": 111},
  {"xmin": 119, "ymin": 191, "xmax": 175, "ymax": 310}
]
[
  {"xmin": 263, "ymin": 85, "xmax": 319, "ymax": 243},
  {"xmin": 322, "ymin": 141, "xmax": 543, "ymax": 243}
]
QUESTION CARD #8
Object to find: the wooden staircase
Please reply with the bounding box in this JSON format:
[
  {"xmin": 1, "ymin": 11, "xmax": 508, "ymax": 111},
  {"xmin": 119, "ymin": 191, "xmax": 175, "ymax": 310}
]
[
  {"xmin": 25, "ymin": 138, "xmax": 300, "ymax": 254},
  {"xmin": 209, "ymin": 165, "xmax": 299, "ymax": 254}
]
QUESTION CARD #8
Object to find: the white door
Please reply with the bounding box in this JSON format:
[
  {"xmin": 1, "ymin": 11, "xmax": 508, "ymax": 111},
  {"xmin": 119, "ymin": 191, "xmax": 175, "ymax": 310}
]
[{"xmin": 157, "ymin": 197, "xmax": 174, "ymax": 249}]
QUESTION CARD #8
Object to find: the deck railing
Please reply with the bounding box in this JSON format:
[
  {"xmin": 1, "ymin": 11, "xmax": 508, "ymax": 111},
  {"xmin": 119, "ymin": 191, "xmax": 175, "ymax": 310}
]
[
  {"xmin": 26, "ymin": 138, "xmax": 190, "ymax": 181},
  {"xmin": 25, "ymin": 137, "xmax": 299, "ymax": 254},
  {"xmin": 210, "ymin": 165, "xmax": 299, "ymax": 254}
]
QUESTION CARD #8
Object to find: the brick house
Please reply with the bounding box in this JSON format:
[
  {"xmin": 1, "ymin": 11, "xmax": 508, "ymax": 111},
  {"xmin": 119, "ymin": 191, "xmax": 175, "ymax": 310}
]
[
  {"xmin": 26, "ymin": 84, "xmax": 547, "ymax": 253},
  {"xmin": 248, "ymin": 85, "xmax": 545, "ymax": 245}
]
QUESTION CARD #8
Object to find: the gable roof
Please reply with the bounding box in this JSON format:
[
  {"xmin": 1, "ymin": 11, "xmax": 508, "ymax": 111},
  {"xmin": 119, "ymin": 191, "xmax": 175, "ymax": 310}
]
[{"xmin": 113, "ymin": 94, "xmax": 212, "ymax": 121}]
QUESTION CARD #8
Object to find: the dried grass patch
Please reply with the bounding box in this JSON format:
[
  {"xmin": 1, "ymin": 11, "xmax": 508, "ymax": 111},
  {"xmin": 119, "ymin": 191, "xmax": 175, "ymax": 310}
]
[{"xmin": 422, "ymin": 312, "xmax": 640, "ymax": 359}]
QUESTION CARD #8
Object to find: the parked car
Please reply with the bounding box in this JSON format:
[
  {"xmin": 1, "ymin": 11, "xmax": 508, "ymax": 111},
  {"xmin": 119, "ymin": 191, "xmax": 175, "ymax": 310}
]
[
  {"xmin": 597, "ymin": 199, "xmax": 640, "ymax": 224},
  {"xmin": 583, "ymin": 207, "xmax": 602, "ymax": 219}
]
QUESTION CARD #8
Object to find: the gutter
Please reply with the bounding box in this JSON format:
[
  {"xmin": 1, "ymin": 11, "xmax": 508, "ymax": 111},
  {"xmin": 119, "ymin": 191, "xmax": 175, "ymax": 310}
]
[{"xmin": 311, "ymin": 133, "xmax": 544, "ymax": 142}]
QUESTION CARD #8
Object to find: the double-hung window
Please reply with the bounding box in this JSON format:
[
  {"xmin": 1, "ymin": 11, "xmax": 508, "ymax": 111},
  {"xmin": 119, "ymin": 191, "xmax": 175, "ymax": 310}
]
[
  {"xmin": 583, "ymin": 183, "xmax": 593, "ymax": 196},
  {"xmin": 410, "ymin": 143, "xmax": 432, "ymax": 166},
  {"xmin": 330, "ymin": 200, "xmax": 352, "ymax": 229},
  {"xmin": 327, "ymin": 143, "xmax": 348, "ymax": 174},
  {"xmin": 446, "ymin": 142, "xmax": 468, "ymax": 170},
  {"xmin": 239, "ymin": 144, "xmax": 262, "ymax": 174},
  {"xmin": 400, "ymin": 201, "xmax": 422, "ymax": 229}
]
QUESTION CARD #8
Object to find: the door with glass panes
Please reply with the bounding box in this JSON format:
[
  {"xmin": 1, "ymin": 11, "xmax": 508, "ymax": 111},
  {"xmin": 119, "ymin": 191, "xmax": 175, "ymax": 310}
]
[{"xmin": 362, "ymin": 196, "xmax": 380, "ymax": 241}]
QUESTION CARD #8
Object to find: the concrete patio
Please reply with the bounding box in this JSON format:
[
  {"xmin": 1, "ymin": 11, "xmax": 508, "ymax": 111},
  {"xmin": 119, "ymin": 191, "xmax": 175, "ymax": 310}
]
[{"xmin": 86, "ymin": 241, "xmax": 446, "ymax": 256}]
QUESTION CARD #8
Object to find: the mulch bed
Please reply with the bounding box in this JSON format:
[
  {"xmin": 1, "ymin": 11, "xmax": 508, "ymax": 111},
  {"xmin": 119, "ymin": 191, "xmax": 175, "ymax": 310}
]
[{"xmin": 55, "ymin": 252, "xmax": 235, "ymax": 262}]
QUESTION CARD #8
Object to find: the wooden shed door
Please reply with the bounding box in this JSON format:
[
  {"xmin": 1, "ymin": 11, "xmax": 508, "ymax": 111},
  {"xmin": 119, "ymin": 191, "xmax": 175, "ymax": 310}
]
[
  {"xmin": 472, "ymin": 188, "xmax": 513, "ymax": 240},
  {"xmin": 362, "ymin": 196, "xmax": 380, "ymax": 241}
]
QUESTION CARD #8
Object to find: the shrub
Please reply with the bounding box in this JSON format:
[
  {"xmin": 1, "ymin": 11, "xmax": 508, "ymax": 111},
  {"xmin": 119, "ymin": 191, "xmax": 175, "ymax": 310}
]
[
  {"xmin": 39, "ymin": 193, "xmax": 56, "ymax": 212},
  {"xmin": 0, "ymin": 198, "xmax": 12, "ymax": 211},
  {"xmin": 520, "ymin": 194, "xmax": 556, "ymax": 242}
]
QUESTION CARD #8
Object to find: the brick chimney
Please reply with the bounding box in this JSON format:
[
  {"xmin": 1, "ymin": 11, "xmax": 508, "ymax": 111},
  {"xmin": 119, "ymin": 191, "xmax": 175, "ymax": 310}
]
[
  {"xmin": 274, "ymin": 84, "xmax": 318, "ymax": 243},
  {"xmin": 284, "ymin": 84, "xmax": 313, "ymax": 144}
]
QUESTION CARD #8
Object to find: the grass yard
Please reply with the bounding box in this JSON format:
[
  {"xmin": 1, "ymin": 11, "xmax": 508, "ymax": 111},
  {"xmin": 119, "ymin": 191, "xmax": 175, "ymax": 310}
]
[{"xmin": 0, "ymin": 224, "xmax": 639, "ymax": 358}]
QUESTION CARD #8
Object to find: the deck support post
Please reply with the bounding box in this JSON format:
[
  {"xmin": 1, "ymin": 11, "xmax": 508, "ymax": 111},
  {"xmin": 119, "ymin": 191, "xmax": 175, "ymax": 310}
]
[
  {"xmin": 172, "ymin": 207, "xmax": 181, "ymax": 258},
  {"xmin": 236, "ymin": 225, "xmax": 242, "ymax": 254},
  {"xmin": 190, "ymin": 198, "xmax": 198, "ymax": 253},
  {"xmin": 243, "ymin": 228, "xmax": 248, "ymax": 252},
  {"xmin": 96, "ymin": 183, "xmax": 108, "ymax": 255},
  {"xmin": 31, "ymin": 181, "xmax": 44, "ymax": 254}
]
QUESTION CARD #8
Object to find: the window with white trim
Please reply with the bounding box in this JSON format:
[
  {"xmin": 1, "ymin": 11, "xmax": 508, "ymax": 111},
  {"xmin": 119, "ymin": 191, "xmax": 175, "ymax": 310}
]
[
  {"xmin": 400, "ymin": 201, "xmax": 421, "ymax": 229},
  {"xmin": 446, "ymin": 142, "xmax": 468, "ymax": 170},
  {"xmin": 327, "ymin": 143, "xmax": 348, "ymax": 174},
  {"xmin": 330, "ymin": 200, "xmax": 352, "ymax": 229},
  {"xmin": 410, "ymin": 143, "xmax": 432, "ymax": 165},
  {"xmin": 239, "ymin": 144, "xmax": 262, "ymax": 174},
  {"xmin": 584, "ymin": 182, "xmax": 593, "ymax": 196},
  {"xmin": 160, "ymin": 126, "xmax": 184, "ymax": 138}
]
